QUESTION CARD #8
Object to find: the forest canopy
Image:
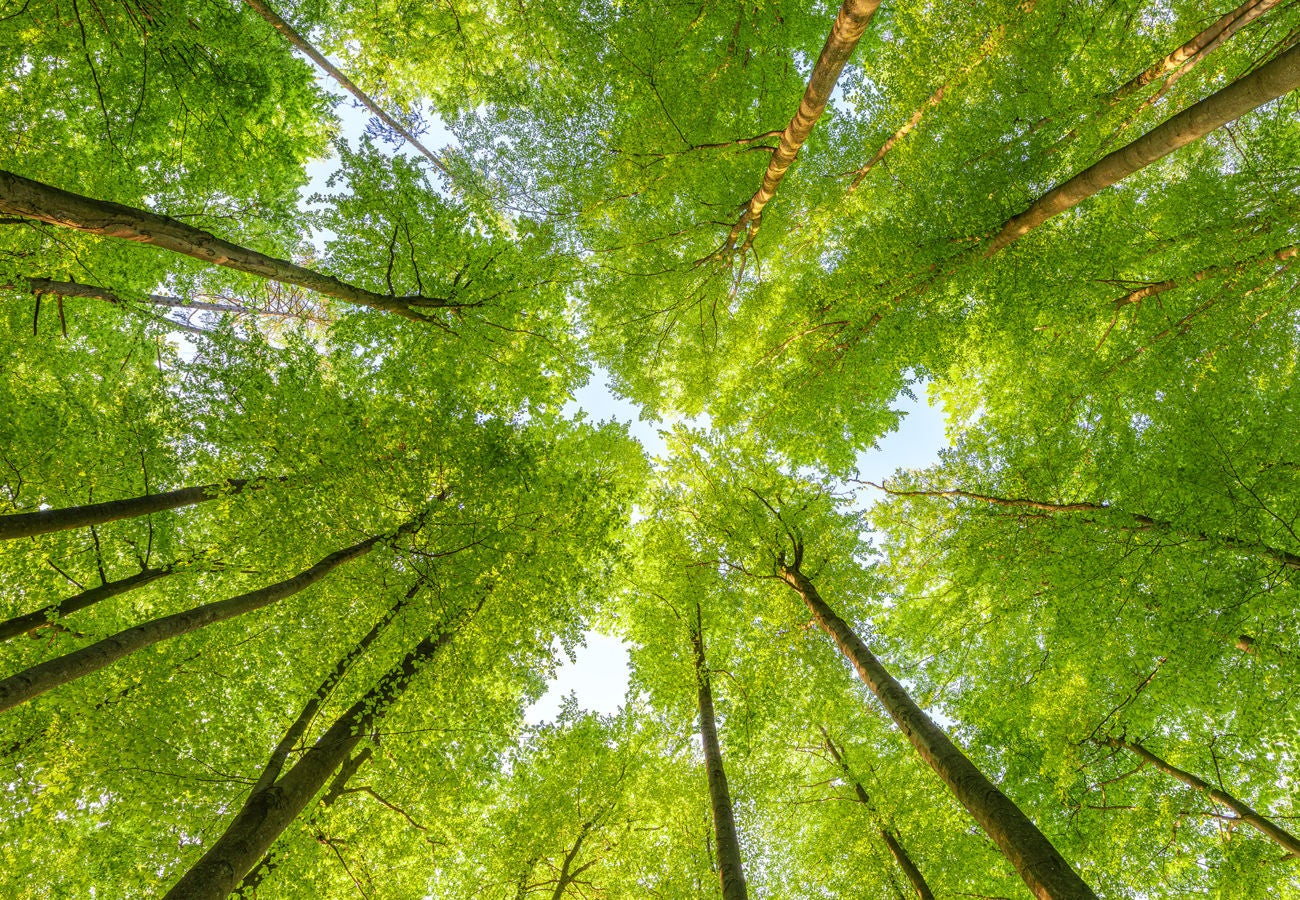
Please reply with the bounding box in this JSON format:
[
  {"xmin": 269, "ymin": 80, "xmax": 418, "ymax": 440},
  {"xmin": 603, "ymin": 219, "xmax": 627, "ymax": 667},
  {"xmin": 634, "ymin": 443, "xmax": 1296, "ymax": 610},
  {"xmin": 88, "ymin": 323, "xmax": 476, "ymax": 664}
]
[{"xmin": 2, "ymin": 0, "xmax": 1299, "ymax": 897}]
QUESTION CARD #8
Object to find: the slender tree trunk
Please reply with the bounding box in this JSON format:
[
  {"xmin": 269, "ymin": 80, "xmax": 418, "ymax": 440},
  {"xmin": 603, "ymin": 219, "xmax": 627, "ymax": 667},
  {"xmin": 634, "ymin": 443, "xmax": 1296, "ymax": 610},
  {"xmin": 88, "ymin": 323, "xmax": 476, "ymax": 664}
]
[
  {"xmin": 847, "ymin": 2, "xmax": 1036, "ymax": 192},
  {"xmin": 550, "ymin": 822, "xmax": 594, "ymax": 900},
  {"xmin": 873, "ymin": 483, "xmax": 1300, "ymax": 571},
  {"xmin": 13, "ymin": 277, "xmax": 327, "ymax": 323},
  {"xmin": 164, "ymin": 603, "xmax": 477, "ymax": 900},
  {"xmin": 1107, "ymin": 737, "xmax": 1300, "ymax": 856},
  {"xmin": 986, "ymin": 44, "xmax": 1300, "ymax": 255},
  {"xmin": 250, "ymin": 581, "xmax": 420, "ymax": 795},
  {"xmin": 1112, "ymin": 243, "xmax": 1297, "ymax": 307},
  {"xmin": 1108, "ymin": 0, "xmax": 1281, "ymax": 107},
  {"xmin": 0, "ymin": 170, "xmax": 455, "ymax": 321},
  {"xmin": 0, "ymin": 478, "xmax": 269, "ymax": 542},
  {"xmin": 779, "ymin": 562, "xmax": 1096, "ymax": 900},
  {"xmin": 822, "ymin": 729, "xmax": 935, "ymax": 900},
  {"xmin": 726, "ymin": 0, "xmax": 880, "ymax": 249},
  {"xmin": 0, "ymin": 567, "xmax": 174, "ymax": 643},
  {"xmin": 691, "ymin": 607, "xmax": 750, "ymax": 900},
  {"xmin": 0, "ymin": 534, "xmax": 389, "ymax": 713},
  {"xmin": 240, "ymin": 0, "xmax": 452, "ymax": 179}
]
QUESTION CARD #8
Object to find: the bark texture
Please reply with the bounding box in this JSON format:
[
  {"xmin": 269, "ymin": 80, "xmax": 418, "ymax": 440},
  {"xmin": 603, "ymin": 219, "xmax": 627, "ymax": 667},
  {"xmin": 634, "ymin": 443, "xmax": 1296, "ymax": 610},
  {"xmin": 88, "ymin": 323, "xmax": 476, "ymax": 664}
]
[
  {"xmin": 0, "ymin": 567, "xmax": 173, "ymax": 643},
  {"xmin": 164, "ymin": 613, "xmax": 469, "ymax": 900},
  {"xmin": 779, "ymin": 562, "xmax": 1096, "ymax": 900},
  {"xmin": 691, "ymin": 611, "xmax": 750, "ymax": 900},
  {"xmin": 1108, "ymin": 737, "xmax": 1300, "ymax": 856},
  {"xmin": 241, "ymin": 0, "xmax": 452, "ymax": 177},
  {"xmin": 0, "ymin": 478, "xmax": 264, "ymax": 542},
  {"xmin": 727, "ymin": 0, "xmax": 880, "ymax": 248},
  {"xmin": 0, "ymin": 170, "xmax": 455, "ymax": 321},
  {"xmin": 986, "ymin": 43, "xmax": 1300, "ymax": 255},
  {"xmin": 0, "ymin": 536, "xmax": 382, "ymax": 713}
]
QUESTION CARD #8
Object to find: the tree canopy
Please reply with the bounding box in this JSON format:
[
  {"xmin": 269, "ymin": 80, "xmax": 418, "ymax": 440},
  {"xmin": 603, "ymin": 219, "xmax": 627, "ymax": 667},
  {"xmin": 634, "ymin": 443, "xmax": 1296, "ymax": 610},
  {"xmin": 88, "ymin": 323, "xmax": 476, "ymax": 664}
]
[{"xmin": 2, "ymin": 0, "xmax": 1299, "ymax": 897}]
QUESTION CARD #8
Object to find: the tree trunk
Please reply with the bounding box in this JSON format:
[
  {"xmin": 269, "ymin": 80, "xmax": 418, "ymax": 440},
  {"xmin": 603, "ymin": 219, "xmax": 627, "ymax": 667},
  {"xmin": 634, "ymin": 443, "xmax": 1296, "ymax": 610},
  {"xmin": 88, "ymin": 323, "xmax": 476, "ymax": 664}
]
[
  {"xmin": 0, "ymin": 535, "xmax": 385, "ymax": 713},
  {"xmin": 1108, "ymin": 0, "xmax": 1281, "ymax": 106},
  {"xmin": 986, "ymin": 43, "xmax": 1300, "ymax": 255},
  {"xmin": 1107, "ymin": 737, "xmax": 1300, "ymax": 856},
  {"xmin": 727, "ymin": 0, "xmax": 881, "ymax": 248},
  {"xmin": 779, "ymin": 563, "xmax": 1096, "ymax": 900},
  {"xmin": 1111, "ymin": 243, "xmax": 1297, "ymax": 307},
  {"xmin": 691, "ymin": 608, "xmax": 750, "ymax": 900},
  {"xmin": 0, "ymin": 478, "xmax": 268, "ymax": 542},
  {"xmin": 550, "ymin": 822, "xmax": 594, "ymax": 900},
  {"xmin": 822, "ymin": 729, "xmax": 935, "ymax": 900},
  {"xmin": 874, "ymin": 483, "xmax": 1300, "ymax": 571},
  {"xmin": 0, "ymin": 567, "xmax": 174, "ymax": 643},
  {"xmin": 240, "ymin": 0, "xmax": 452, "ymax": 179},
  {"xmin": 0, "ymin": 170, "xmax": 455, "ymax": 321},
  {"xmin": 163, "ymin": 606, "xmax": 474, "ymax": 900}
]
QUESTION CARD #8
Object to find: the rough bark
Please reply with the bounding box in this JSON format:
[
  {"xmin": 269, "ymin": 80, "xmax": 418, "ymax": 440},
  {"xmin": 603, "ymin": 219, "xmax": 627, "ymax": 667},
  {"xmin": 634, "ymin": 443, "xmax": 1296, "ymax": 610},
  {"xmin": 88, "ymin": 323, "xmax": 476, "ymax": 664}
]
[
  {"xmin": 726, "ymin": 0, "xmax": 881, "ymax": 249},
  {"xmin": 822, "ymin": 729, "xmax": 935, "ymax": 900},
  {"xmin": 0, "ymin": 534, "xmax": 388, "ymax": 713},
  {"xmin": 0, "ymin": 170, "xmax": 457, "ymax": 321},
  {"xmin": 0, "ymin": 478, "xmax": 268, "ymax": 542},
  {"xmin": 241, "ymin": 0, "xmax": 452, "ymax": 178},
  {"xmin": 986, "ymin": 43, "xmax": 1300, "ymax": 255},
  {"xmin": 1108, "ymin": 737, "xmax": 1300, "ymax": 856},
  {"xmin": 164, "ymin": 606, "xmax": 474, "ymax": 900},
  {"xmin": 691, "ymin": 608, "xmax": 750, "ymax": 900},
  {"xmin": 873, "ymin": 482, "xmax": 1300, "ymax": 571},
  {"xmin": 0, "ymin": 567, "xmax": 174, "ymax": 643},
  {"xmin": 779, "ymin": 562, "xmax": 1096, "ymax": 900}
]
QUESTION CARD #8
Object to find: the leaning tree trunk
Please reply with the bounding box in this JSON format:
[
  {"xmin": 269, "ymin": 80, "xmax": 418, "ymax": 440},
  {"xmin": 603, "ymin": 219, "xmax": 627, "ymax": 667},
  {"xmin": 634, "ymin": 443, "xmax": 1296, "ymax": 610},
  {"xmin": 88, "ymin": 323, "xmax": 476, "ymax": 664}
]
[
  {"xmin": 0, "ymin": 170, "xmax": 454, "ymax": 321},
  {"xmin": 0, "ymin": 533, "xmax": 391, "ymax": 713},
  {"xmin": 986, "ymin": 43, "xmax": 1300, "ymax": 255},
  {"xmin": 1107, "ymin": 737, "xmax": 1300, "ymax": 856},
  {"xmin": 822, "ymin": 729, "xmax": 935, "ymax": 900},
  {"xmin": 241, "ymin": 0, "xmax": 452, "ymax": 178},
  {"xmin": 725, "ymin": 0, "xmax": 881, "ymax": 250},
  {"xmin": 163, "ymin": 604, "xmax": 476, "ymax": 900},
  {"xmin": 0, "ymin": 567, "xmax": 175, "ymax": 642},
  {"xmin": 691, "ymin": 608, "xmax": 750, "ymax": 900},
  {"xmin": 0, "ymin": 478, "xmax": 267, "ymax": 542},
  {"xmin": 779, "ymin": 562, "xmax": 1096, "ymax": 900}
]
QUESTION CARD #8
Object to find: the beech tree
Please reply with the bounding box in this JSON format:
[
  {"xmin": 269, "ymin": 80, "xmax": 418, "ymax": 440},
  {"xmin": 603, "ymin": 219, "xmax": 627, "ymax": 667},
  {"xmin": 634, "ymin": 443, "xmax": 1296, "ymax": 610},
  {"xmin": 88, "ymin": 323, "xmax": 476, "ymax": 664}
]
[{"xmin": 4, "ymin": 0, "xmax": 1300, "ymax": 897}]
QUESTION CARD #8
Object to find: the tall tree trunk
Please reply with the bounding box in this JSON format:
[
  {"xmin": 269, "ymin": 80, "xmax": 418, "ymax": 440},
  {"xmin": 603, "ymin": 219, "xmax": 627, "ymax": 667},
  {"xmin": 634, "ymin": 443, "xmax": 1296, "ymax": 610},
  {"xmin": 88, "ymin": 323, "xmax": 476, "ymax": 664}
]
[
  {"xmin": 986, "ymin": 43, "xmax": 1300, "ymax": 256},
  {"xmin": 726, "ymin": 0, "xmax": 881, "ymax": 250},
  {"xmin": 821, "ymin": 729, "xmax": 935, "ymax": 900},
  {"xmin": 0, "ymin": 532, "xmax": 393, "ymax": 713},
  {"xmin": 0, "ymin": 170, "xmax": 457, "ymax": 322},
  {"xmin": 163, "ymin": 602, "xmax": 477, "ymax": 900},
  {"xmin": 0, "ymin": 478, "xmax": 269, "ymax": 542},
  {"xmin": 1107, "ymin": 737, "xmax": 1300, "ymax": 856},
  {"xmin": 778, "ymin": 561, "xmax": 1096, "ymax": 900},
  {"xmin": 0, "ymin": 566, "xmax": 174, "ymax": 643},
  {"xmin": 240, "ymin": 0, "xmax": 452, "ymax": 179},
  {"xmin": 691, "ymin": 606, "xmax": 750, "ymax": 900},
  {"xmin": 873, "ymin": 483, "xmax": 1300, "ymax": 571}
]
